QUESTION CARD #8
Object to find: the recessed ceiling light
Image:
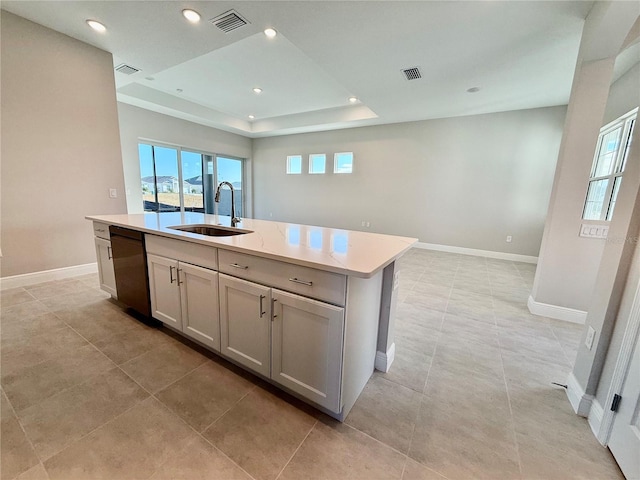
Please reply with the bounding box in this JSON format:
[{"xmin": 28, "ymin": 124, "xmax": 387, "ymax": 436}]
[
  {"xmin": 248, "ymin": 115, "xmax": 255, "ymax": 120},
  {"xmin": 264, "ymin": 28, "xmax": 277, "ymax": 38},
  {"xmin": 182, "ymin": 9, "xmax": 201, "ymax": 23},
  {"xmin": 467, "ymin": 87, "xmax": 481, "ymax": 93},
  {"xmin": 86, "ymin": 20, "xmax": 106, "ymax": 33},
  {"xmin": 348, "ymin": 96, "xmax": 358, "ymax": 103},
  {"xmin": 253, "ymin": 87, "xmax": 263, "ymax": 94}
]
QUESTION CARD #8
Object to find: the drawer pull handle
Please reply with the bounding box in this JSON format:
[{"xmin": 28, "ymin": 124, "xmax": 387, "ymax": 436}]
[
  {"xmin": 289, "ymin": 278, "xmax": 313, "ymax": 287},
  {"xmin": 107, "ymin": 246, "xmax": 112, "ymax": 260},
  {"xmin": 272, "ymin": 298, "xmax": 277, "ymax": 320},
  {"xmin": 259, "ymin": 295, "xmax": 266, "ymax": 318},
  {"xmin": 96, "ymin": 228, "xmax": 105, "ymax": 233},
  {"xmin": 169, "ymin": 266, "xmax": 175, "ymax": 284},
  {"xmin": 177, "ymin": 268, "xmax": 183, "ymax": 286},
  {"xmin": 230, "ymin": 263, "xmax": 248, "ymax": 270}
]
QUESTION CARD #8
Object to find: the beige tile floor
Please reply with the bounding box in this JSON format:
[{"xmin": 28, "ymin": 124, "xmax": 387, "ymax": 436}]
[{"xmin": 0, "ymin": 250, "xmax": 624, "ymax": 480}]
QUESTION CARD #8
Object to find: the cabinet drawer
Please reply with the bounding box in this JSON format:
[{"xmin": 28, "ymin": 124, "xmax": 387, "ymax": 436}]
[
  {"xmin": 145, "ymin": 234, "xmax": 217, "ymax": 271},
  {"xmin": 218, "ymin": 250, "xmax": 346, "ymax": 306},
  {"xmin": 93, "ymin": 222, "xmax": 110, "ymax": 240}
]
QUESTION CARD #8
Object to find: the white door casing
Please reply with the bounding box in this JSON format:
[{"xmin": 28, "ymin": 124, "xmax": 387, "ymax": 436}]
[{"xmin": 606, "ymin": 278, "xmax": 640, "ymax": 480}]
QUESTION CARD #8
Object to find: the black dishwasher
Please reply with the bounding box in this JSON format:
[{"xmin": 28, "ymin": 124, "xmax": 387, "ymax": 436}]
[{"xmin": 109, "ymin": 226, "xmax": 151, "ymax": 318}]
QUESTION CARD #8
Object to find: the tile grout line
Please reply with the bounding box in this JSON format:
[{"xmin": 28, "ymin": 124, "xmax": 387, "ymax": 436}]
[
  {"xmin": 488, "ymin": 262, "xmax": 525, "ymax": 480},
  {"xmin": 196, "ymin": 384, "xmax": 258, "ymax": 434},
  {"xmin": 142, "ymin": 395, "xmax": 260, "ymax": 480},
  {"xmin": 1, "ymin": 388, "xmax": 51, "ymax": 479},
  {"xmin": 400, "ymin": 257, "xmax": 452, "ymax": 480},
  {"xmin": 273, "ymin": 418, "xmax": 318, "ymax": 480}
]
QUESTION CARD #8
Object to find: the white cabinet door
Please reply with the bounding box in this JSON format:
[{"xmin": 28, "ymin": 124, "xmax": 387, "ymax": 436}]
[
  {"xmin": 179, "ymin": 262, "xmax": 220, "ymax": 352},
  {"xmin": 219, "ymin": 274, "xmax": 271, "ymax": 377},
  {"xmin": 94, "ymin": 237, "xmax": 117, "ymax": 297},
  {"xmin": 147, "ymin": 254, "xmax": 182, "ymax": 329},
  {"xmin": 271, "ymin": 289, "xmax": 344, "ymax": 412}
]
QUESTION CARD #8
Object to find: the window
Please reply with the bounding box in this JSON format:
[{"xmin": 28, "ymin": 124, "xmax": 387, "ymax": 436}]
[
  {"xmin": 582, "ymin": 109, "xmax": 636, "ymax": 221},
  {"xmin": 334, "ymin": 152, "xmax": 353, "ymax": 173},
  {"xmin": 287, "ymin": 155, "xmax": 302, "ymax": 174},
  {"xmin": 139, "ymin": 143, "xmax": 244, "ymax": 217},
  {"xmin": 309, "ymin": 154, "xmax": 326, "ymax": 174}
]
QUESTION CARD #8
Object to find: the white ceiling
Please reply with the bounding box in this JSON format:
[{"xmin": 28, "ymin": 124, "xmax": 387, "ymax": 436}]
[{"xmin": 2, "ymin": 1, "xmax": 599, "ymax": 137}]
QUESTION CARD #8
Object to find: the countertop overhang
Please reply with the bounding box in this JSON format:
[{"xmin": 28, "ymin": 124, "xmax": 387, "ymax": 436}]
[{"xmin": 86, "ymin": 213, "xmax": 417, "ymax": 278}]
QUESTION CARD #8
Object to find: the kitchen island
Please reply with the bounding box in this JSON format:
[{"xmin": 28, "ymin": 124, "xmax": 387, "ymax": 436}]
[{"xmin": 87, "ymin": 212, "xmax": 416, "ymax": 420}]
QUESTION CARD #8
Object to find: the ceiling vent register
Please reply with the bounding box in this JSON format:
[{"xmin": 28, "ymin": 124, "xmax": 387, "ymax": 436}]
[
  {"xmin": 210, "ymin": 10, "xmax": 250, "ymax": 33},
  {"xmin": 115, "ymin": 64, "xmax": 140, "ymax": 75},
  {"xmin": 402, "ymin": 67, "xmax": 422, "ymax": 81}
]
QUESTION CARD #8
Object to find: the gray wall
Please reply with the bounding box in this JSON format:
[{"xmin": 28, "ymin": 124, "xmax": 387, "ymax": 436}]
[
  {"xmin": 252, "ymin": 107, "xmax": 566, "ymax": 257},
  {"xmin": 592, "ymin": 59, "xmax": 640, "ymax": 407},
  {"xmin": 595, "ymin": 220, "xmax": 640, "ymax": 407},
  {"xmin": 0, "ymin": 11, "xmax": 126, "ymax": 277},
  {"xmin": 117, "ymin": 103, "xmax": 253, "ymax": 215},
  {"xmin": 604, "ymin": 62, "xmax": 640, "ymax": 126},
  {"xmin": 532, "ymin": 59, "xmax": 639, "ymax": 312}
]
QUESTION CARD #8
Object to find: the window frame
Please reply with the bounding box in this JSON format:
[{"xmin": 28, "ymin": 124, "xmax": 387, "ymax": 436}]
[
  {"xmin": 309, "ymin": 154, "xmax": 326, "ymax": 174},
  {"xmin": 333, "ymin": 152, "xmax": 354, "ymax": 174},
  {"xmin": 582, "ymin": 108, "xmax": 637, "ymax": 222},
  {"xmin": 286, "ymin": 155, "xmax": 303, "ymax": 175}
]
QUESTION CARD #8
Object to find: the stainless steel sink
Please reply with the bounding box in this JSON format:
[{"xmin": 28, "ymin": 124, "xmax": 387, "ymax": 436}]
[{"xmin": 168, "ymin": 224, "xmax": 252, "ymax": 237}]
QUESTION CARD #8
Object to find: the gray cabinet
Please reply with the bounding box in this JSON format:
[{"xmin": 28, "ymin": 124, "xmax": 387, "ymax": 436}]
[
  {"xmin": 271, "ymin": 289, "xmax": 344, "ymax": 412},
  {"xmin": 219, "ymin": 273, "xmax": 271, "ymax": 377},
  {"xmin": 94, "ymin": 237, "xmax": 117, "ymax": 297},
  {"xmin": 148, "ymin": 253, "xmax": 220, "ymax": 351}
]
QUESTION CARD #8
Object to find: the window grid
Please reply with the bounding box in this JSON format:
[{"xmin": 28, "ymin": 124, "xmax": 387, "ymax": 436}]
[{"xmin": 582, "ymin": 108, "xmax": 637, "ymax": 222}]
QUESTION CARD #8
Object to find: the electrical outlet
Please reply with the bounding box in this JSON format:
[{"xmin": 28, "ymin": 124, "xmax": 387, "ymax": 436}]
[
  {"xmin": 366, "ymin": 222, "xmax": 371, "ymax": 228},
  {"xmin": 109, "ymin": 188, "xmax": 117, "ymax": 198},
  {"xmin": 393, "ymin": 272, "xmax": 400, "ymax": 290},
  {"xmin": 585, "ymin": 326, "xmax": 596, "ymax": 350},
  {"xmin": 361, "ymin": 221, "xmax": 366, "ymax": 227},
  {"xmin": 506, "ymin": 235, "xmax": 512, "ymax": 243}
]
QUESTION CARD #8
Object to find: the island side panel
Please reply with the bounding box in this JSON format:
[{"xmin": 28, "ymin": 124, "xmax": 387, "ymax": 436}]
[
  {"xmin": 340, "ymin": 270, "xmax": 383, "ymax": 420},
  {"xmin": 376, "ymin": 261, "xmax": 399, "ymax": 372}
]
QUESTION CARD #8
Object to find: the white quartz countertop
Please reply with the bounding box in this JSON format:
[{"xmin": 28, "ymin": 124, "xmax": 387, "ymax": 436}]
[{"xmin": 86, "ymin": 213, "xmax": 417, "ymax": 278}]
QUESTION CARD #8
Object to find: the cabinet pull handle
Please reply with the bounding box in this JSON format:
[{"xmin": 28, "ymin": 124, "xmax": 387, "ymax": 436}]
[
  {"xmin": 259, "ymin": 295, "xmax": 266, "ymax": 318},
  {"xmin": 107, "ymin": 246, "xmax": 112, "ymax": 260},
  {"xmin": 177, "ymin": 268, "xmax": 183, "ymax": 285},
  {"xmin": 169, "ymin": 266, "xmax": 175, "ymax": 284},
  {"xmin": 230, "ymin": 263, "xmax": 248, "ymax": 270},
  {"xmin": 289, "ymin": 277, "xmax": 313, "ymax": 287},
  {"xmin": 272, "ymin": 298, "xmax": 278, "ymax": 320}
]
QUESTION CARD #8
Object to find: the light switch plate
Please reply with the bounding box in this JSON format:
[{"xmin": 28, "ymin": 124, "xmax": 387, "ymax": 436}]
[
  {"xmin": 585, "ymin": 326, "xmax": 596, "ymax": 350},
  {"xmin": 109, "ymin": 188, "xmax": 117, "ymax": 198}
]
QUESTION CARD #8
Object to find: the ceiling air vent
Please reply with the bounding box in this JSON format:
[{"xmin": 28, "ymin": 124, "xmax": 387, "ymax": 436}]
[
  {"xmin": 115, "ymin": 64, "xmax": 140, "ymax": 75},
  {"xmin": 209, "ymin": 10, "xmax": 250, "ymax": 33},
  {"xmin": 402, "ymin": 67, "xmax": 422, "ymax": 81}
]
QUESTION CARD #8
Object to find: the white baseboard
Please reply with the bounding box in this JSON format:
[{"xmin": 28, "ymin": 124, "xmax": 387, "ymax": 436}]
[
  {"xmin": 413, "ymin": 242, "xmax": 538, "ymax": 264},
  {"xmin": 0, "ymin": 263, "xmax": 98, "ymax": 290},
  {"xmin": 375, "ymin": 343, "xmax": 395, "ymax": 373},
  {"xmin": 527, "ymin": 295, "xmax": 587, "ymax": 324},
  {"xmin": 588, "ymin": 398, "xmax": 606, "ymax": 445},
  {"xmin": 566, "ymin": 372, "xmax": 593, "ymax": 417}
]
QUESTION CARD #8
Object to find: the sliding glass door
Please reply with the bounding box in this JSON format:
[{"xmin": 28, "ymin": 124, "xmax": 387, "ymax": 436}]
[{"xmin": 140, "ymin": 143, "xmax": 244, "ymax": 217}]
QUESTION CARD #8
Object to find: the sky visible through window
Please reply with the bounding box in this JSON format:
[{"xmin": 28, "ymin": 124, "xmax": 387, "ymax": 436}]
[{"xmin": 138, "ymin": 144, "xmax": 241, "ymax": 183}]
